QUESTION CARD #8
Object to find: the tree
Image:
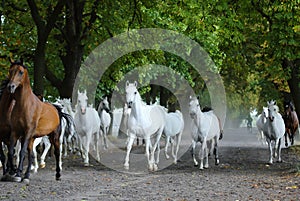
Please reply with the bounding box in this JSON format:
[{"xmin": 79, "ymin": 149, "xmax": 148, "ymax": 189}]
[{"xmin": 26, "ymin": 0, "xmax": 66, "ymax": 96}]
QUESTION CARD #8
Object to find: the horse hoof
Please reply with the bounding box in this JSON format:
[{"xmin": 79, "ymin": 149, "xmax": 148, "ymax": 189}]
[
  {"xmin": 12, "ymin": 176, "xmax": 22, "ymax": 182},
  {"xmin": 39, "ymin": 163, "xmax": 46, "ymax": 169},
  {"xmin": 124, "ymin": 164, "xmax": 129, "ymax": 170},
  {"xmin": 23, "ymin": 178, "xmax": 30, "ymax": 185},
  {"xmin": 199, "ymin": 167, "xmax": 204, "ymax": 170},
  {"xmin": 84, "ymin": 163, "xmax": 89, "ymax": 167},
  {"xmin": 215, "ymin": 159, "xmax": 220, "ymax": 165},
  {"xmin": 1, "ymin": 174, "xmax": 10, "ymax": 181},
  {"xmin": 56, "ymin": 177, "xmax": 61, "ymax": 181},
  {"xmin": 153, "ymin": 164, "xmax": 158, "ymax": 171}
]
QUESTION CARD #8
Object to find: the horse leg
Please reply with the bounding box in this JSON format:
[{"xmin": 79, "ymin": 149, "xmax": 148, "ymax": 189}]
[
  {"xmin": 32, "ymin": 138, "xmax": 40, "ymax": 173},
  {"xmin": 155, "ymin": 139, "xmax": 160, "ymax": 165},
  {"xmin": 7, "ymin": 134, "xmax": 17, "ymax": 177},
  {"xmin": 0, "ymin": 143, "xmax": 8, "ymax": 179},
  {"xmin": 290, "ymin": 129, "xmax": 294, "ymax": 146},
  {"xmin": 174, "ymin": 132, "xmax": 182, "ymax": 164},
  {"xmin": 191, "ymin": 140, "xmax": 198, "ymax": 166},
  {"xmin": 124, "ymin": 135, "xmax": 135, "ymax": 170},
  {"xmin": 103, "ymin": 127, "xmax": 108, "ymax": 149},
  {"xmin": 40, "ymin": 137, "xmax": 51, "ymax": 169},
  {"xmin": 14, "ymin": 137, "xmax": 30, "ymax": 182},
  {"xmin": 83, "ymin": 132, "xmax": 92, "ymax": 166},
  {"xmin": 14, "ymin": 140, "xmax": 21, "ymax": 168},
  {"xmin": 94, "ymin": 131, "xmax": 100, "ymax": 162},
  {"xmin": 276, "ymin": 138, "xmax": 282, "ymax": 163},
  {"xmin": 164, "ymin": 136, "xmax": 170, "ymax": 160},
  {"xmin": 199, "ymin": 139, "xmax": 207, "ymax": 170},
  {"xmin": 171, "ymin": 137, "xmax": 176, "ymax": 162},
  {"xmin": 203, "ymin": 141, "xmax": 209, "ymax": 169},
  {"xmin": 284, "ymin": 130, "xmax": 289, "ymax": 147},
  {"xmin": 51, "ymin": 132, "xmax": 62, "ymax": 180},
  {"xmin": 267, "ymin": 139, "xmax": 273, "ymax": 164},
  {"xmin": 150, "ymin": 129, "xmax": 163, "ymax": 171},
  {"xmin": 213, "ymin": 137, "xmax": 220, "ymax": 166},
  {"xmin": 23, "ymin": 138, "xmax": 35, "ymax": 183}
]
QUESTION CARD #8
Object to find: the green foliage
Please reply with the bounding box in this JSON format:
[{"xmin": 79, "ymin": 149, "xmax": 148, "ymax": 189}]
[{"xmin": 0, "ymin": 0, "xmax": 299, "ymax": 126}]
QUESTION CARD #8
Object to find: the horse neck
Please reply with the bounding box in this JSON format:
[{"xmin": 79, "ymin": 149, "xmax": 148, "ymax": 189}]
[
  {"xmin": 131, "ymin": 95, "xmax": 144, "ymax": 120},
  {"xmin": 194, "ymin": 106, "xmax": 204, "ymax": 125},
  {"xmin": 13, "ymin": 82, "xmax": 34, "ymax": 107}
]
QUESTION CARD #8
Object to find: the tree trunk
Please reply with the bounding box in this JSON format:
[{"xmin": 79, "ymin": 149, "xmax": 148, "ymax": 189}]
[
  {"xmin": 58, "ymin": 43, "xmax": 83, "ymax": 98},
  {"xmin": 33, "ymin": 40, "xmax": 46, "ymax": 96},
  {"xmin": 285, "ymin": 58, "xmax": 300, "ymax": 120}
]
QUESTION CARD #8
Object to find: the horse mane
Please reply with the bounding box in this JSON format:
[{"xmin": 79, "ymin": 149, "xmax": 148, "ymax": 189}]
[
  {"xmin": 0, "ymin": 79, "xmax": 9, "ymax": 100},
  {"xmin": 202, "ymin": 106, "xmax": 213, "ymax": 112}
]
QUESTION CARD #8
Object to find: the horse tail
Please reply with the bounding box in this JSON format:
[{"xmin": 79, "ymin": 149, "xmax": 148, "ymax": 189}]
[{"xmin": 61, "ymin": 112, "xmax": 76, "ymax": 138}]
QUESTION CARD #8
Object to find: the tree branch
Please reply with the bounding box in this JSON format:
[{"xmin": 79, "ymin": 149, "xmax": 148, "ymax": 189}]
[
  {"xmin": 251, "ymin": 0, "xmax": 273, "ymax": 31},
  {"xmin": 45, "ymin": 67, "xmax": 62, "ymax": 89}
]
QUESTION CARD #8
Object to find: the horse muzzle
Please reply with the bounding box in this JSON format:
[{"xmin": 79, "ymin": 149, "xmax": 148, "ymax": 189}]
[
  {"xmin": 81, "ymin": 107, "xmax": 86, "ymax": 114},
  {"xmin": 127, "ymin": 101, "xmax": 133, "ymax": 108},
  {"xmin": 7, "ymin": 82, "xmax": 17, "ymax": 94},
  {"xmin": 268, "ymin": 116, "xmax": 274, "ymax": 122},
  {"xmin": 189, "ymin": 112, "xmax": 196, "ymax": 119}
]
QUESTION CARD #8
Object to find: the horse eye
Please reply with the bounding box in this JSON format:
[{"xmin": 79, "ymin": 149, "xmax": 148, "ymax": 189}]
[
  {"xmin": 134, "ymin": 91, "xmax": 137, "ymax": 95},
  {"xmin": 19, "ymin": 70, "xmax": 24, "ymax": 76}
]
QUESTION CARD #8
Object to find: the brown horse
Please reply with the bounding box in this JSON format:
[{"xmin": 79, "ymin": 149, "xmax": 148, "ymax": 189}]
[
  {"xmin": 6, "ymin": 61, "xmax": 63, "ymax": 183},
  {"xmin": 283, "ymin": 101, "xmax": 299, "ymax": 147},
  {"xmin": 0, "ymin": 79, "xmax": 15, "ymax": 178}
]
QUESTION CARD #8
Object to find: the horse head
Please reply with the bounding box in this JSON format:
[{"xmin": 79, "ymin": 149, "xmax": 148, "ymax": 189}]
[
  {"xmin": 125, "ymin": 81, "xmax": 138, "ymax": 108},
  {"xmin": 77, "ymin": 90, "xmax": 88, "ymax": 115},
  {"xmin": 267, "ymin": 100, "xmax": 278, "ymax": 122},
  {"xmin": 189, "ymin": 96, "xmax": 200, "ymax": 119},
  {"xmin": 101, "ymin": 96, "xmax": 110, "ymax": 112},
  {"xmin": 7, "ymin": 60, "xmax": 29, "ymax": 94}
]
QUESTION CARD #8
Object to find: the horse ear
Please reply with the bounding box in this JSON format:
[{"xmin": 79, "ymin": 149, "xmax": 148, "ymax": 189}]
[
  {"xmin": 84, "ymin": 90, "xmax": 87, "ymax": 95},
  {"xmin": 20, "ymin": 58, "xmax": 24, "ymax": 65},
  {"xmin": 9, "ymin": 58, "xmax": 14, "ymax": 64},
  {"xmin": 273, "ymin": 100, "xmax": 276, "ymax": 105},
  {"xmin": 126, "ymin": 81, "xmax": 129, "ymax": 87},
  {"xmin": 134, "ymin": 81, "xmax": 137, "ymax": 87}
]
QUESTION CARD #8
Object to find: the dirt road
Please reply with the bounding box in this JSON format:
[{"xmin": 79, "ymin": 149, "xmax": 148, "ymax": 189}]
[{"xmin": 0, "ymin": 128, "xmax": 299, "ymax": 201}]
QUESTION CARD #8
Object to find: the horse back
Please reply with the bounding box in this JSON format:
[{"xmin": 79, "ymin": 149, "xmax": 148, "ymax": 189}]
[
  {"xmin": 35, "ymin": 102, "xmax": 60, "ymax": 137},
  {"xmin": 200, "ymin": 112, "xmax": 220, "ymax": 140}
]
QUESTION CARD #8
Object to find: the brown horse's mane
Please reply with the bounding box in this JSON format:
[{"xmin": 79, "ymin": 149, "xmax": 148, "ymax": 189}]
[{"xmin": 0, "ymin": 79, "xmax": 9, "ymax": 99}]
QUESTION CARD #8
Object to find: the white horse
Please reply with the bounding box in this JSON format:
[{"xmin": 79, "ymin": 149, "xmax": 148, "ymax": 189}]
[
  {"xmin": 256, "ymin": 107, "xmax": 268, "ymax": 145},
  {"xmin": 263, "ymin": 100, "xmax": 285, "ymax": 164},
  {"xmin": 124, "ymin": 81, "xmax": 166, "ymax": 171},
  {"xmin": 97, "ymin": 97, "xmax": 111, "ymax": 149},
  {"xmin": 163, "ymin": 110, "xmax": 184, "ymax": 164},
  {"xmin": 15, "ymin": 136, "xmax": 51, "ymax": 173},
  {"xmin": 74, "ymin": 90, "xmax": 101, "ymax": 166},
  {"xmin": 189, "ymin": 96, "xmax": 220, "ymax": 170},
  {"xmin": 57, "ymin": 98, "xmax": 79, "ymax": 156}
]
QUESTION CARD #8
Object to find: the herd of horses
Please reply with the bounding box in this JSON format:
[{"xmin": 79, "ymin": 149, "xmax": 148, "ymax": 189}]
[{"xmin": 0, "ymin": 60, "xmax": 299, "ymax": 183}]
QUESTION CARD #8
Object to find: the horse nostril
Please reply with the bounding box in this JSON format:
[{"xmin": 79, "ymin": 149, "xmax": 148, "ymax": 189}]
[{"xmin": 7, "ymin": 83, "xmax": 16, "ymax": 93}]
